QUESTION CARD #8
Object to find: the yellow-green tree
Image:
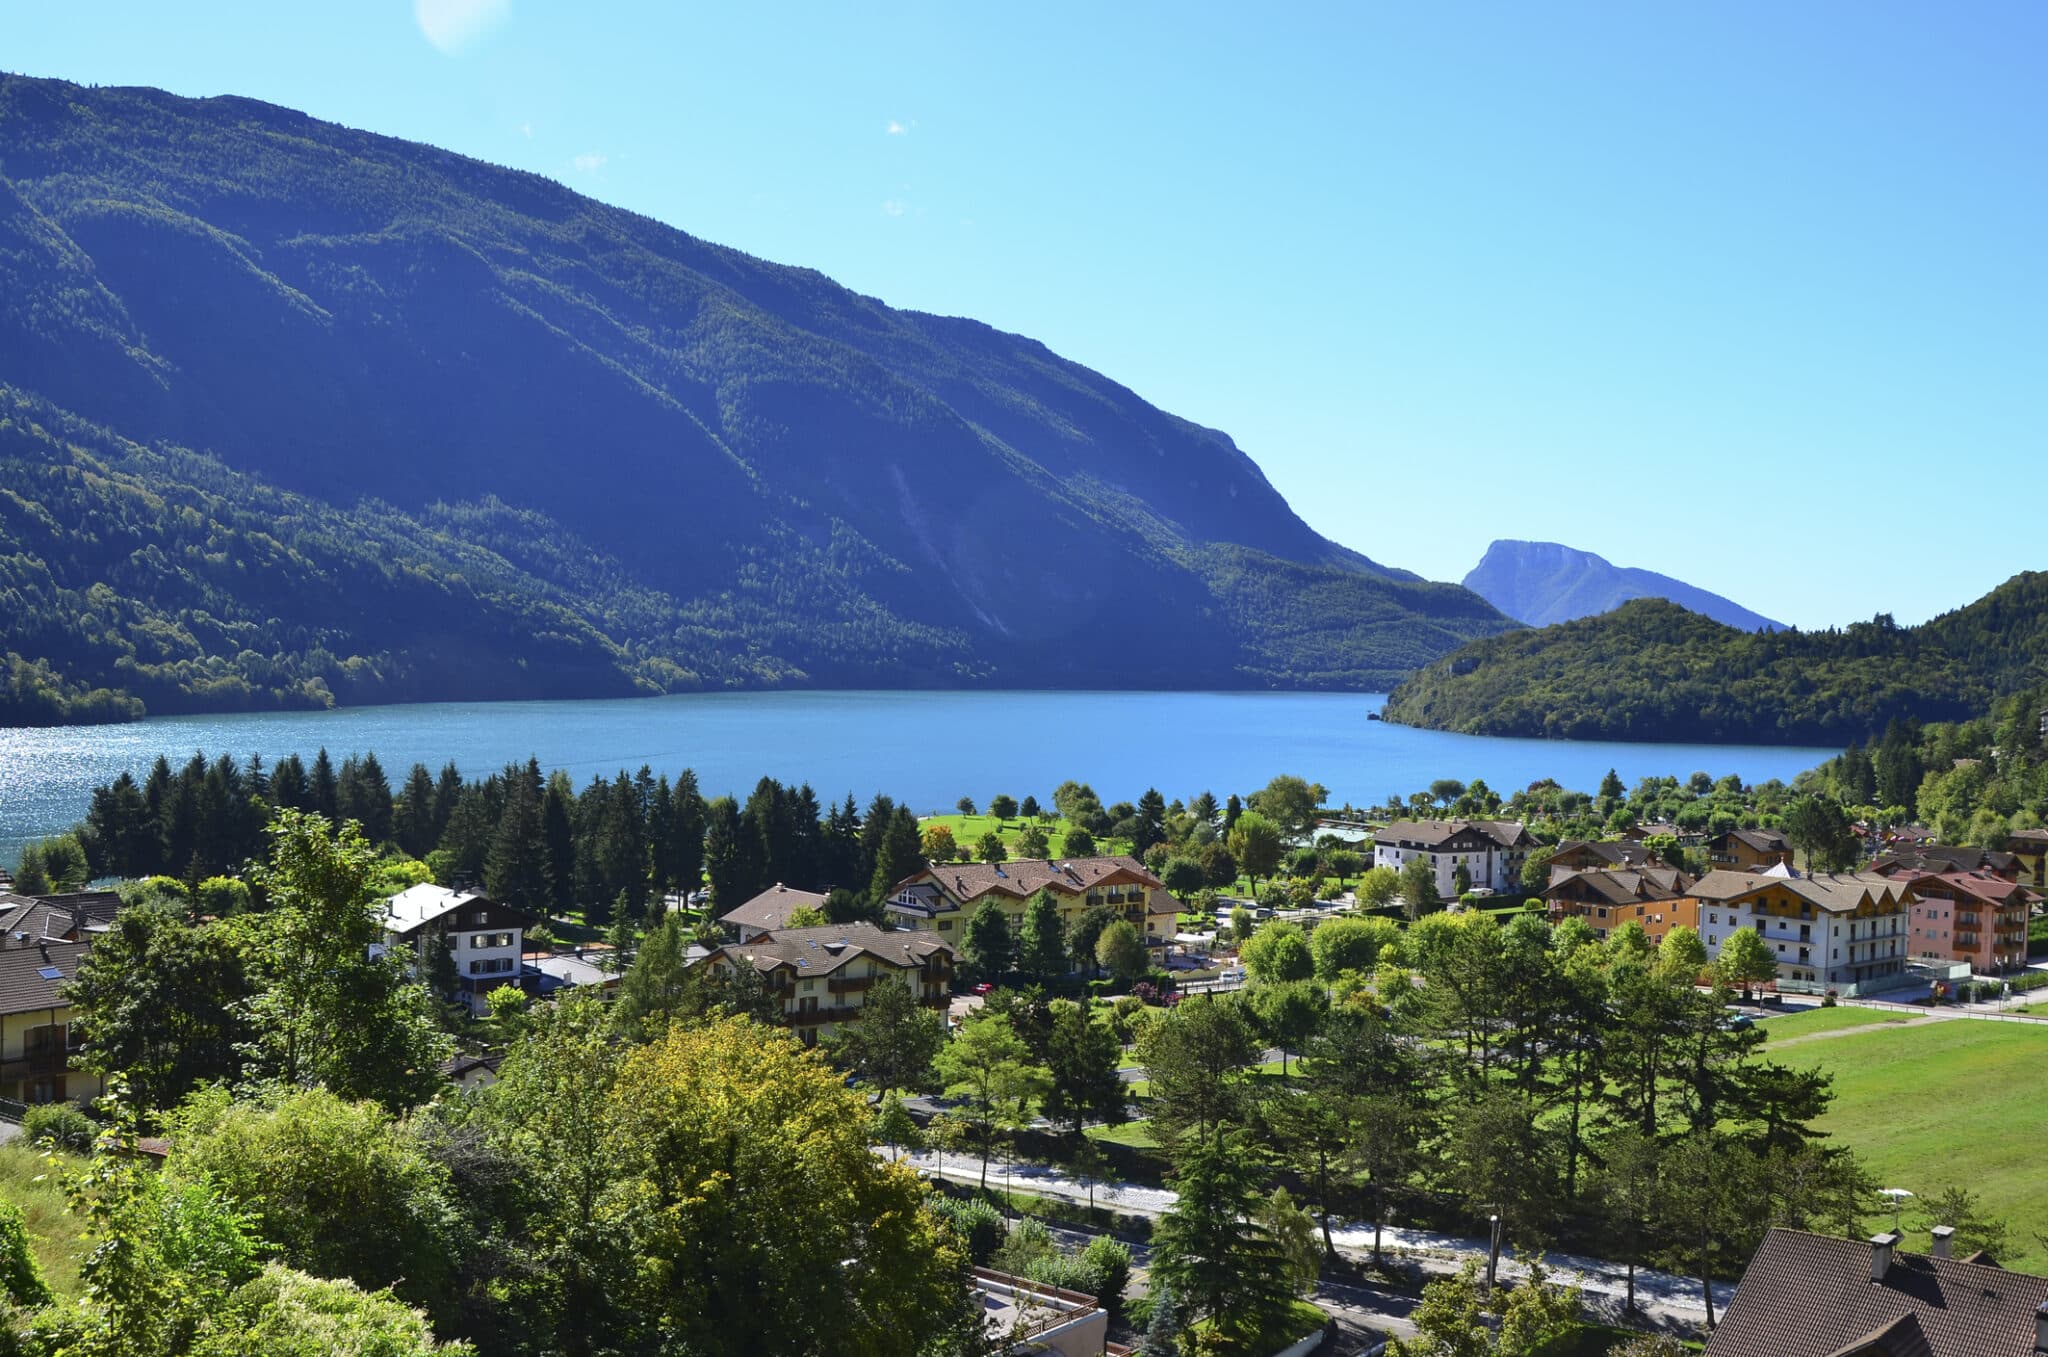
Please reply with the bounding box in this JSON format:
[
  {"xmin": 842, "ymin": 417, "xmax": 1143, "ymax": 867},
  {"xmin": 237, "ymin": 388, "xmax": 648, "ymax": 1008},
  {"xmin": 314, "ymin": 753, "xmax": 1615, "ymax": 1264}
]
[{"xmin": 604, "ymin": 1016, "xmax": 967, "ymax": 1356}]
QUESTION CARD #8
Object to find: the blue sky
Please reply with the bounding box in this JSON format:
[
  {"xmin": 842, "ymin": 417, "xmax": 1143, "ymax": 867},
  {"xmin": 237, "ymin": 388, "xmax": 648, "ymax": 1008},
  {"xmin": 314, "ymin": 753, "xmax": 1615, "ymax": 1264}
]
[{"xmin": 7, "ymin": 2, "xmax": 2043, "ymax": 629}]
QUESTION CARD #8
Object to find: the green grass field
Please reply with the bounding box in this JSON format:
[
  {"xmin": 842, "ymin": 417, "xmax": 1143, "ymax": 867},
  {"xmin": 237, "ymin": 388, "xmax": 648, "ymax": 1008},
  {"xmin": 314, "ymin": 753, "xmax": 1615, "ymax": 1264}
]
[
  {"xmin": 0, "ymin": 1144, "xmax": 85, "ymax": 1299},
  {"xmin": 1085, "ymin": 1119, "xmax": 1161, "ymax": 1150},
  {"xmin": 1759, "ymin": 1006, "xmax": 1917, "ymax": 1038},
  {"xmin": 916, "ymin": 813, "xmax": 1129, "ymax": 862},
  {"xmin": 1779, "ymin": 1019, "xmax": 2048, "ymax": 1274}
]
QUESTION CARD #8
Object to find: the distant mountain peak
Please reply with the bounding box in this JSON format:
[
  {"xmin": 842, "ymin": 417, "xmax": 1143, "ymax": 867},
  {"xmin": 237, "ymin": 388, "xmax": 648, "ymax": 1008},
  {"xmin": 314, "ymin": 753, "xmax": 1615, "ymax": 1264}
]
[{"xmin": 1462, "ymin": 539, "xmax": 1782, "ymax": 632}]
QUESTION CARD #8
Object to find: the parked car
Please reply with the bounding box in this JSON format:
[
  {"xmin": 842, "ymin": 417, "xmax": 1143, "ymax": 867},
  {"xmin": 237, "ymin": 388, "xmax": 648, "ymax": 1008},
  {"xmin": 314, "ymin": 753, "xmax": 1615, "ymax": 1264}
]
[
  {"xmin": 1218, "ymin": 967, "xmax": 1246, "ymax": 983},
  {"xmin": 972, "ymin": 982, "xmax": 993, "ymax": 996},
  {"xmin": 1721, "ymin": 1009, "xmax": 1754, "ymax": 1030}
]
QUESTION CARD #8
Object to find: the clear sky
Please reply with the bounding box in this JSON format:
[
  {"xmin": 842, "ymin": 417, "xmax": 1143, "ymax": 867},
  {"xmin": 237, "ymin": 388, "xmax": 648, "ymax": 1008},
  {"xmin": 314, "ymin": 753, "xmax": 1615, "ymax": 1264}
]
[{"xmin": 6, "ymin": 2, "xmax": 2043, "ymax": 629}]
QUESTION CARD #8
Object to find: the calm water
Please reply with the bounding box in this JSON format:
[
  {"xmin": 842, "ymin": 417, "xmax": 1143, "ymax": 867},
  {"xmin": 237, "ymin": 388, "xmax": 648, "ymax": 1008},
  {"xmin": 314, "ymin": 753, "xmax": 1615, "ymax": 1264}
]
[{"xmin": 0, "ymin": 690, "xmax": 1834, "ymax": 867}]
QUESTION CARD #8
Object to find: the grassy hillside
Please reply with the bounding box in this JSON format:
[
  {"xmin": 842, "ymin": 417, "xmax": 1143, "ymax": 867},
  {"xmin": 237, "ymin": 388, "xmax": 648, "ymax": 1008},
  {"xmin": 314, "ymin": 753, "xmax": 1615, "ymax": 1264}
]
[
  {"xmin": 1383, "ymin": 574, "xmax": 2048, "ymax": 745},
  {"xmin": 0, "ymin": 75, "xmax": 1513, "ymax": 721}
]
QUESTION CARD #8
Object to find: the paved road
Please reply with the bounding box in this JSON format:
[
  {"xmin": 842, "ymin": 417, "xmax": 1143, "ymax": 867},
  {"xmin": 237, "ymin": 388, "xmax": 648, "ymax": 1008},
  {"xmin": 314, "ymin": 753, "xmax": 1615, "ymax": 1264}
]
[{"xmin": 897, "ymin": 1148, "xmax": 1727, "ymax": 1336}]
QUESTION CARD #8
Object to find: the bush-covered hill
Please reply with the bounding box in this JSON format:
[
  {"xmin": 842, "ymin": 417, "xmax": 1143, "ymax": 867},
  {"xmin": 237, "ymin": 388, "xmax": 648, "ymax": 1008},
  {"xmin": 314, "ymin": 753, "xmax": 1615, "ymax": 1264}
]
[
  {"xmin": 0, "ymin": 75, "xmax": 1511, "ymax": 721},
  {"xmin": 1382, "ymin": 576, "xmax": 2048, "ymax": 746}
]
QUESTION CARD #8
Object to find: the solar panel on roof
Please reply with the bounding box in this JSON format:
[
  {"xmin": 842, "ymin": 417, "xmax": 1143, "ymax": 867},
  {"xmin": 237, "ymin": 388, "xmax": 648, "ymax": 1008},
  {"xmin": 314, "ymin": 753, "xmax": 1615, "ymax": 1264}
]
[{"xmin": 36, "ymin": 965, "xmax": 63, "ymax": 981}]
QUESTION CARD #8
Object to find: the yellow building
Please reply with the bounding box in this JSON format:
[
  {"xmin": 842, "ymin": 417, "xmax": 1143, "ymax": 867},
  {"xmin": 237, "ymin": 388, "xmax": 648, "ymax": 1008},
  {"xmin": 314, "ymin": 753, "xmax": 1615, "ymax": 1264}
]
[
  {"xmin": 0, "ymin": 891, "xmax": 119, "ymax": 1107},
  {"xmin": 2006, "ymin": 829, "xmax": 2048, "ymax": 890},
  {"xmin": 884, "ymin": 856, "xmax": 1182, "ymax": 951},
  {"xmin": 693, "ymin": 923, "xmax": 953, "ymax": 1046},
  {"xmin": 0, "ymin": 939, "xmax": 100, "ymax": 1107}
]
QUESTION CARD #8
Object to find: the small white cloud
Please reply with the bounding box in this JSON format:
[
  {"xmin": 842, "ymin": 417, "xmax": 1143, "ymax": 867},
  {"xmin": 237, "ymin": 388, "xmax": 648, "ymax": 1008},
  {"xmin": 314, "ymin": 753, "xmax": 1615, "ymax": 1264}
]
[
  {"xmin": 886, "ymin": 120, "xmax": 908, "ymax": 136},
  {"xmin": 881, "ymin": 199, "xmax": 907, "ymax": 217},
  {"xmin": 519, "ymin": 121, "xmax": 533, "ymax": 139},
  {"xmin": 414, "ymin": 0, "xmax": 510, "ymax": 54},
  {"xmin": 572, "ymin": 152, "xmax": 608, "ymax": 174}
]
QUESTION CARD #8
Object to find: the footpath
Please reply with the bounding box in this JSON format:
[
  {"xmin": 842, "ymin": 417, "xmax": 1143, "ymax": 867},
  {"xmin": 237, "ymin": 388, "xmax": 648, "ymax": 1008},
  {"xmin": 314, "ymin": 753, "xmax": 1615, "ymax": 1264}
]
[{"xmin": 894, "ymin": 1148, "xmax": 1733, "ymax": 1327}]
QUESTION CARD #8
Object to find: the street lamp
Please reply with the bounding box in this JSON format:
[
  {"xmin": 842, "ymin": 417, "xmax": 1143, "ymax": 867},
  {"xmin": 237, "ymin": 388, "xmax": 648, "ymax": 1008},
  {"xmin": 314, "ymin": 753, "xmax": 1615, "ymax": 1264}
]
[
  {"xmin": 1879, "ymin": 1188, "xmax": 1914, "ymax": 1232},
  {"xmin": 1483, "ymin": 1211, "xmax": 1504, "ymax": 1297}
]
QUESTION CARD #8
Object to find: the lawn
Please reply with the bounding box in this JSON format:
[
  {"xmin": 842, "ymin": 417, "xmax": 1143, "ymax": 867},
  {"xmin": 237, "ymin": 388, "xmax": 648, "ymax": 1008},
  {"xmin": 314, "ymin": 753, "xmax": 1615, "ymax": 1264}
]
[
  {"xmin": 917, "ymin": 813, "xmax": 1128, "ymax": 862},
  {"xmin": 0, "ymin": 1144, "xmax": 86, "ymax": 1299},
  {"xmin": 1779, "ymin": 1019, "xmax": 2048, "ymax": 1273},
  {"xmin": 1085, "ymin": 1119, "xmax": 1162, "ymax": 1150},
  {"xmin": 1758, "ymin": 1006, "xmax": 1916, "ymax": 1038}
]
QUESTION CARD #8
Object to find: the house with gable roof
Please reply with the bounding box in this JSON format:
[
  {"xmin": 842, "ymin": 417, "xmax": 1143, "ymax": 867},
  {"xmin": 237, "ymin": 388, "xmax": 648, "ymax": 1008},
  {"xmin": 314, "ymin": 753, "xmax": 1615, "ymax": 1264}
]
[
  {"xmin": 1686, "ymin": 870, "xmax": 1914, "ymax": 994},
  {"xmin": 884, "ymin": 856, "xmax": 1181, "ymax": 952},
  {"xmin": 1372, "ymin": 820, "xmax": 1534, "ymax": 895},
  {"xmin": 691, "ymin": 922, "xmax": 953, "ymax": 1045}
]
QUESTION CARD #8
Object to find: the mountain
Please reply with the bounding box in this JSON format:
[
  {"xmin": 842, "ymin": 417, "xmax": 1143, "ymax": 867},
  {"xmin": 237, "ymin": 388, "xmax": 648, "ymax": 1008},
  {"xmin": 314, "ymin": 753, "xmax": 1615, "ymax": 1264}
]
[
  {"xmin": 1463, "ymin": 539, "xmax": 1782, "ymax": 631},
  {"xmin": 0, "ymin": 76, "xmax": 1513, "ymax": 722},
  {"xmin": 1382, "ymin": 573, "xmax": 2048, "ymax": 746}
]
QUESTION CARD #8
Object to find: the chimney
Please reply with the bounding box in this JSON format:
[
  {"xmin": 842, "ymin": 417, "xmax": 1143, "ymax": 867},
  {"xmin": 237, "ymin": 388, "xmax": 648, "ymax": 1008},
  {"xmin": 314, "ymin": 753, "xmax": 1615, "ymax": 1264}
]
[
  {"xmin": 1930, "ymin": 1225, "xmax": 1954, "ymax": 1260},
  {"xmin": 1870, "ymin": 1232, "xmax": 1900, "ymax": 1283},
  {"xmin": 2035, "ymin": 1301, "xmax": 2048, "ymax": 1353}
]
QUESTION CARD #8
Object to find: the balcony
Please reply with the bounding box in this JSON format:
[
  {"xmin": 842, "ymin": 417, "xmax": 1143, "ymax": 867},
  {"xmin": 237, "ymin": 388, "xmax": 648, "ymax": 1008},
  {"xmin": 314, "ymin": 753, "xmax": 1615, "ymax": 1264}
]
[
  {"xmin": 827, "ymin": 975, "xmax": 876, "ymax": 995},
  {"xmin": 785, "ymin": 1004, "xmax": 865, "ymax": 1027},
  {"xmin": 1, "ymin": 1046, "xmax": 81, "ymax": 1079}
]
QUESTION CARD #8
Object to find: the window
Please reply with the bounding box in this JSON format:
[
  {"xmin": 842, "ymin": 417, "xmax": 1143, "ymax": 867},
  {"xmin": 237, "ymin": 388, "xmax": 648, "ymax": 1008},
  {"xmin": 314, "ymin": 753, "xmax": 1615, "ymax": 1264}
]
[
  {"xmin": 470, "ymin": 932, "xmax": 514, "ymax": 949},
  {"xmin": 467, "ymin": 958, "xmax": 513, "ymax": 976}
]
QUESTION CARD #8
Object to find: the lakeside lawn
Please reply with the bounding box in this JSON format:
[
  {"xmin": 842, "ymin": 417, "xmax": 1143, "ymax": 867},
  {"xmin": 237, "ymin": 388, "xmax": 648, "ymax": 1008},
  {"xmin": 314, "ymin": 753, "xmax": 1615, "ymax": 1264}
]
[
  {"xmin": 1779, "ymin": 1018, "xmax": 2048, "ymax": 1274},
  {"xmin": 916, "ymin": 813, "xmax": 1129, "ymax": 862},
  {"xmin": 1757, "ymin": 1006, "xmax": 1916, "ymax": 1038}
]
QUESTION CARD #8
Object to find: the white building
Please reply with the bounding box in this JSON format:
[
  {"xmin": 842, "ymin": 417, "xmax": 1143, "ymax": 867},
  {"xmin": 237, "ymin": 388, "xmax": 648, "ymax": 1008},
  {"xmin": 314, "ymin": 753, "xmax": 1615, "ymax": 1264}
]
[
  {"xmin": 1690, "ymin": 869, "xmax": 1914, "ymax": 994},
  {"xmin": 1372, "ymin": 820, "xmax": 1535, "ymax": 896},
  {"xmin": 380, "ymin": 884, "xmax": 536, "ymax": 1014}
]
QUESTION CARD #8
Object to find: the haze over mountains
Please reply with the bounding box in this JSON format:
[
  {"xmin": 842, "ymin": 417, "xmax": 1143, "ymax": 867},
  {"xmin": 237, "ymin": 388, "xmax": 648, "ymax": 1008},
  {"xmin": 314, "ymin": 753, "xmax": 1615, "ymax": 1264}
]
[
  {"xmin": 1464, "ymin": 540, "xmax": 1782, "ymax": 632},
  {"xmin": 0, "ymin": 75, "xmax": 1512, "ymax": 722}
]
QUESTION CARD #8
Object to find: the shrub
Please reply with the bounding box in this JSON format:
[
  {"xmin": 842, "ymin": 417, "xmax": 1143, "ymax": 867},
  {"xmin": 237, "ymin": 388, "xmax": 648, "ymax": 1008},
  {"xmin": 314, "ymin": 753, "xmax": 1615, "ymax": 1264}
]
[
  {"xmin": 1078, "ymin": 1234, "xmax": 1132, "ymax": 1313},
  {"xmin": 21, "ymin": 1104, "xmax": 95, "ymax": 1154},
  {"xmin": 0, "ymin": 1199, "xmax": 50, "ymax": 1308},
  {"xmin": 930, "ymin": 1197, "xmax": 1004, "ymax": 1264}
]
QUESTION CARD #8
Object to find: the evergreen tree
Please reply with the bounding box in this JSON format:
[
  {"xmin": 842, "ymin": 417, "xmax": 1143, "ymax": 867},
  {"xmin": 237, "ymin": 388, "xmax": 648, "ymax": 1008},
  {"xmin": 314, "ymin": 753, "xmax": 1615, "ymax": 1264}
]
[
  {"xmin": 703, "ymin": 796, "xmax": 756, "ymax": 908},
  {"xmin": 1020, "ymin": 890, "xmax": 1068, "ymax": 981},
  {"xmin": 541, "ymin": 772, "xmax": 578, "ymax": 915},
  {"xmin": 963, "ymin": 901, "xmax": 1015, "ymax": 980},
  {"xmin": 395, "ymin": 763, "xmax": 438, "ymax": 858},
  {"xmin": 1151, "ymin": 1131, "xmax": 1297, "ymax": 1342},
  {"xmin": 484, "ymin": 775, "xmax": 552, "ymax": 913},
  {"xmin": 867, "ymin": 805, "xmax": 924, "ymax": 903},
  {"xmin": 671, "ymin": 769, "xmax": 708, "ymax": 898},
  {"xmin": 309, "ymin": 748, "xmax": 340, "ymax": 821}
]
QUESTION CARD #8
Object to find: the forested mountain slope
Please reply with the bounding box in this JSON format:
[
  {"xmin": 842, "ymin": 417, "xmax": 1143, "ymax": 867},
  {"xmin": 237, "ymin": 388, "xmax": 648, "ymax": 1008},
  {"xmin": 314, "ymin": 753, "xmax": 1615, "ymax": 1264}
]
[
  {"xmin": 1464, "ymin": 539, "xmax": 1781, "ymax": 631},
  {"xmin": 1383, "ymin": 574, "xmax": 2048, "ymax": 746},
  {"xmin": 0, "ymin": 75, "xmax": 1510, "ymax": 721}
]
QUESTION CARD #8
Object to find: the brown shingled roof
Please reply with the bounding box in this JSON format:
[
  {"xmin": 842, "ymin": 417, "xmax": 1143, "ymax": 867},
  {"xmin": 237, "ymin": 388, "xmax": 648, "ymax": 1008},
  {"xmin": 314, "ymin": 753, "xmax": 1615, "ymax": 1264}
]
[
  {"xmin": 716, "ymin": 883, "xmax": 831, "ymax": 932},
  {"xmin": 0, "ymin": 938, "xmax": 90, "ymax": 1017},
  {"xmin": 1688, "ymin": 870, "xmax": 1912, "ymax": 914},
  {"xmin": 1374, "ymin": 820, "xmax": 1533, "ymax": 850},
  {"xmin": 1706, "ymin": 1228, "xmax": 2048, "ymax": 1357},
  {"xmin": 708, "ymin": 922, "xmax": 953, "ymax": 979},
  {"xmin": 902, "ymin": 855, "xmax": 1167, "ymax": 907}
]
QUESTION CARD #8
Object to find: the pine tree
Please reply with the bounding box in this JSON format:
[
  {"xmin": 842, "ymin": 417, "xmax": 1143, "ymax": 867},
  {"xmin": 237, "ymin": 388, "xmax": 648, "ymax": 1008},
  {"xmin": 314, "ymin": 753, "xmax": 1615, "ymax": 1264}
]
[{"xmin": 671, "ymin": 770, "xmax": 707, "ymax": 901}]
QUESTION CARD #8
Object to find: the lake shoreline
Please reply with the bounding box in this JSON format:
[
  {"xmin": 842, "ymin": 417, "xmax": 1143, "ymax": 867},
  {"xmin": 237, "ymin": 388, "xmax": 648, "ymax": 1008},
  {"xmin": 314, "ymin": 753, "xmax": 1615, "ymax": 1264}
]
[{"xmin": 0, "ymin": 689, "xmax": 1836, "ymax": 868}]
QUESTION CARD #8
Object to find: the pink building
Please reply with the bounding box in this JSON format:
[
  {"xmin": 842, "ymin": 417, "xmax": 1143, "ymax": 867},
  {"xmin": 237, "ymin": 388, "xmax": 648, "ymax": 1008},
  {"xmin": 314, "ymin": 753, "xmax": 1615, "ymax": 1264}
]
[{"xmin": 1899, "ymin": 871, "xmax": 2035, "ymax": 974}]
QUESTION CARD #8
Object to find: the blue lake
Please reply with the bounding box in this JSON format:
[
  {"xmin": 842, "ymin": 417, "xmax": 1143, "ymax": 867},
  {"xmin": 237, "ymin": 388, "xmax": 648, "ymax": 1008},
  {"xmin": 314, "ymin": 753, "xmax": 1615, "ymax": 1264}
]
[{"xmin": 0, "ymin": 690, "xmax": 1834, "ymax": 867}]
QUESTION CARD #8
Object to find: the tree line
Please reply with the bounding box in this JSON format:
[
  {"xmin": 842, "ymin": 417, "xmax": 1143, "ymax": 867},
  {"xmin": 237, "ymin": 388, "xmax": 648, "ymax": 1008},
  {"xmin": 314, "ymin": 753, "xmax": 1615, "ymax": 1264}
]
[
  {"xmin": 33, "ymin": 749, "xmax": 939, "ymax": 928},
  {"xmin": 1385, "ymin": 580, "xmax": 2048, "ymax": 746}
]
